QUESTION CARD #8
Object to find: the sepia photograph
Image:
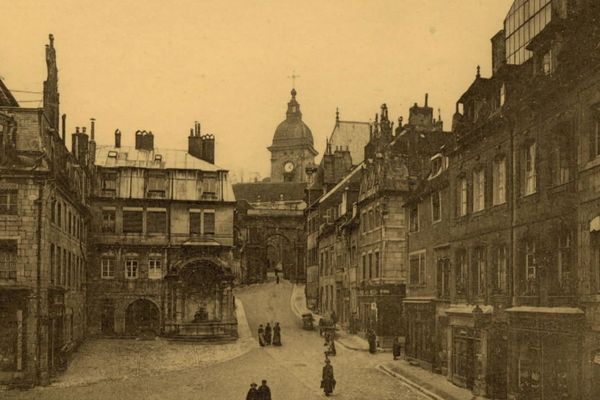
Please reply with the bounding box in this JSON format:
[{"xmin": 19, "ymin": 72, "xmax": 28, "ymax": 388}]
[{"xmin": 1, "ymin": 0, "xmax": 600, "ymax": 399}]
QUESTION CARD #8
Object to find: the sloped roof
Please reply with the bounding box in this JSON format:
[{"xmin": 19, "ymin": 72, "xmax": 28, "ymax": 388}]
[
  {"xmin": 95, "ymin": 145, "xmax": 226, "ymax": 171},
  {"xmin": 233, "ymin": 182, "xmax": 306, "ymax": 203},
  {"xmin": 0, "ymin": 78, "xmax": 19, "ymax": 107},
  {"xmin": 327, "ymin": 120, "xmax": 370, "ymax": 164}
]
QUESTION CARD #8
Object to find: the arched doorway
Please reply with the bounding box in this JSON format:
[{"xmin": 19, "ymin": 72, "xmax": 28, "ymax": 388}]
[
  {"xmin": 125, "ymin": 299, "xmax": 159, "ymax": 336},
  {"xmin": 265, "ymin": 233, "xmax": 294, "ymax": 279}
]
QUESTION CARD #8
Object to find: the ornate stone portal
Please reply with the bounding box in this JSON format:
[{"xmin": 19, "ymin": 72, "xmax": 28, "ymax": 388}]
[{"xmin": 163, "ymin": 258, "xmax": 236, "ymax": 340}]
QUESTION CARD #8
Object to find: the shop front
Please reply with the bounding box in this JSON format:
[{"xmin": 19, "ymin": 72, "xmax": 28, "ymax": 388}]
[
  {"xmin": 358, "ymin": 283, "xmax": 405, "ymax": 347},
  {"xmin": 506, "ymin": 307, "xmax": 584, "ymax": 400}
]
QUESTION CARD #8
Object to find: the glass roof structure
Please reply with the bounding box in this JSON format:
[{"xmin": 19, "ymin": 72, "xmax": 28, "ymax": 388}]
[{"xmin": 504, "ymin": 0, "xmax": 553, "ymax": 65}]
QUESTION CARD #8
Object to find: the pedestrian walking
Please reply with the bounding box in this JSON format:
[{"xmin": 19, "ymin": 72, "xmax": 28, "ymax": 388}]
[
  {"xmin": 392, "ymin": 336, "xmax": 401, "ymax": 360},
  {"xmin": 257, "ymin": 379, "xmax": 271, "ymax": 400},
  {"xmin": 368, "ymin": 329, "xmax": 377, "ymax": 354},
  {"xmin": 272, "ymin": 322, "xmax": 282, "ymax": 346},
  {"xmin": 246, "ymin": 383, "xmax": 258, "ymax": 400},
  {"xmin": 264, "ymin": 323, "xmax": 272, "ymax": 345},
  {"xmin": 321, "ymin": 359, "xmax": 336, "ymax": 396},
  {"xmin": 258, "ymin": 324, "xmax": 265, "ymax": 347},
  {"xmin": 276, "ymin": 273, "xmax": 280, "ymax": 284}
]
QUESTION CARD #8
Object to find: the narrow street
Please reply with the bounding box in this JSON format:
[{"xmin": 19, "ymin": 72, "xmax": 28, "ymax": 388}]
[{"xmin": 3, "ymin": 280, "xmax": 425, "ymax": 400}]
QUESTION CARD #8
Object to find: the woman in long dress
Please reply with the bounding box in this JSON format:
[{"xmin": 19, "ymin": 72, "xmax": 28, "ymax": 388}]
[
  {"xmin": 264, "ymin": 323, "xmax": 272, "ymax": 345},
  {"xmin": 272, "ymin": 322, "xmax": 282, "ymax": 346},
  {"xmin": 258, "ymin": 324, "xmax": 265, "ymax": 347},
  {"xmin": 321, "ymin": 359, "xmax": 335, "ymax": 396}
]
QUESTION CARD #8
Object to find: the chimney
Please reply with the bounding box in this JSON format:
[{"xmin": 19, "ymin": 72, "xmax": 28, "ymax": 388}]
[
  {"xmin": 90, "ymin": 118, "xmax": 95, "ymax": 141},
  {"xmin": 201, "ymin": 134, "xmax": 215, "ymax": 164},
  {"xmin": 115, "ymin": 129, "xmax": 121, "ymax": 148},
  {"xmin": 491, "ymin": 30, "xmax": 506, "ymax": 75},
  {"xmin": 188, "ymin": 123, "xmax": 203, "ymax": 159},
  {"xmin": 61, "ymin": 114, "xmax": 66, "ymax": 142},
  {"xmin": 71, "ymin": 126, "xmax": 89, "ymax": 165},
  {"xmin": 425, "ymin": 93, "xmax": 429, "ymax": 107}
]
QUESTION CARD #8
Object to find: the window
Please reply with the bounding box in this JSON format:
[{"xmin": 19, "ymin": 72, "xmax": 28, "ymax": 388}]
[
  {"xmin": 374, "ymin": 251, "xmax": 380, "ymax": 278},
  {"xmin": 123, "ymin": 209, "xmax": 143, "ymax": 233},
  {"xmin": 62, "ymin": 248, "xmax": 67, "ymax": 285},
  {"xmin": 524, "ymin": 241, "xmax": 537, "ymax": 295},
  {"xmin": 50, "ymin": 244, "xmax": 55, "ymax": 285},
  {"xmin": 147, "ymin": 173, "xmax": 166, "ymax": 198},
  {"xmin": 409, "ymin": 251, "xmax": 426, "ymax": 286},
  {"xmin": 201, "ymin": 173, "xmax": 217, "ymax": 199},
  {"xmin": 190, "ymin": 210, "xmax": 202, "ymax": 234},
  {"xmin": 362, "ymin": 254, "xmax": 366, "ymax": 280},
  {"xmin": 456, "ymin": 249, "xmax": 468, "ymax": 296},
  {"xmin": 361, "ymin": 211, "xmax": 367, "ymax": 233},
  {"xmin": 431, "ymin": 191, "xmax": 441, "ymax": 222},
  {"xmin": 493, "ymin": 246, "xmax": 508, "ymax": 293},
  {"xmin": 592, "ymin": 117, "xmax": 600, "ymax": 159},
  {"xmin": 436, "ymin": 258, "xmax": 450, "ymax": 298},
  {"xmin": 101, "ymin": 257, "xmax": 114, "ymax": 279},
  {"xmin": 368, "ymin": 253, "xmax": 373, "ymax": 279},
  {"xmin": 472, "ymin": 169, "xmax": 485, "ymax": 212},
  {"xmin": 557, "ymin": 232, "xmax": 571, "ymax": 287},
  {"xmin": 542, "ymin": 49, "xmax": 554, "ymax": 75},
  {"xmin": 101, "ymin": 208, "xmax": 116, "ymax": 233},
  {"xmin": 409, "ymin": 204, "xmax": 419, "ymax": 232},
  {"xmin": 125, "ymin": 259, "xmax": 138, "ymax": 279},
  {"xmin": 493, "ymin": 157, "xmax": 507, "ymax": 205},
  {"xmin": 0, "ymin": 241, "xmax": 17, "ymax": 280},
  {"xmin": 57, "ymin": 202, "xmax": 62, "ymax": 228},
  {"xmin": 500, "ymin": 83, "xmax": 506, "ymax": 106},
  {"xmin": 524, "ymin": 142, "xmax": 537, "ymax": 195},
  {"xmin": 458, "ymin": 177, "xmax": 468, "ymax": 217},
  {"xmin": 102, "ymin": 173, "xmax": 117, "ymax": 194},
  {"xmin": 147, "ymin": 210, "xmax": 167, "ymax": 234},
  {"xmin": 148, "ymin": 257, "xmax": 162, "ymax": 280},
  {"xmin": 473, "ymin": 248, "xmax": 486, "ymax": 296},
  {"xmin": 203, "ymin": 210, "xmax": 215, "ymax": 235},
  {"xmin": 57, "ymin": 246, "xmax": 62, "ymax": 286},
  {"xmin": 0, "ymin": 189, "xmax": 17, "ymax": 214},
  {"xmin": 552, "ymin": 128, "xmax": 571, "ymax": 186}
]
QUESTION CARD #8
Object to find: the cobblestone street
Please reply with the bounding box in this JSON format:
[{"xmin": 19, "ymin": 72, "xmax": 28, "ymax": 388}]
[{"xmin": 2, "ymin": 280, "xmax": 426, "ymax": 399}]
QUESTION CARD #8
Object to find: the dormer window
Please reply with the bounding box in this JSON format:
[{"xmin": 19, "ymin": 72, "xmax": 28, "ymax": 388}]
[
  {"xmin": 429, "ymin": 154, "xmax": 445, "ymax": 179},
  {"xmin": 542, "ymin": 49, "xmax": 554, "ymax": 75},
  {"xmin": 107, "ymin": 151, "xmax": 118, "ymax": 158}
]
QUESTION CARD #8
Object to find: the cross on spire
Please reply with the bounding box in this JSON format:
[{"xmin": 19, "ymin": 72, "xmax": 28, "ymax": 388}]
[{"xmin": 287, "ymin": 70, "xmax": 300, "ymax": 88}]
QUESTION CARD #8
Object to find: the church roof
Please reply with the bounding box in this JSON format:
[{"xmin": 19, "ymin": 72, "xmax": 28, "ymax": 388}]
[
  {"xmin": 233, "ymin": 182, "xmax": 306, "ymax": 203},
  {"xmin": 0, "ymin": 78, "xmax": 19, "ymax": 107},
  {"xmin": 270, "ymin": 89, "xmax": 315, "ymax": 149},
  {"xmin": 327, "ymin": 118, "xmax": 370, "ymax": 164}
]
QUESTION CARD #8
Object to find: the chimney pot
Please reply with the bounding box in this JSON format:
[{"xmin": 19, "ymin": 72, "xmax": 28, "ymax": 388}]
[
  {"xmin": 425, "ymin": 93, "xmax": 429, "ymax": 107},
  {"xmin": 90, "ymin": 118, "xmax": 95, "ymax": 140}
]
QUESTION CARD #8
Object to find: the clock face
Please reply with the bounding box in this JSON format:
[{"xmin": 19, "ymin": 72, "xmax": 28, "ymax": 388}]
[{"xmin": 284, "ymin": 161, "xmax": 295, "ymax": 173}]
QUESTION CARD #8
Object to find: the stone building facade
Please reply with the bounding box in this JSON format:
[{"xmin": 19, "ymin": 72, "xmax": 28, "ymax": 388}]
[
  {"xmin": 0, "ymin": 36, "xmax": 90, "ymax": 386},
  {"xmin": 399, "ymin": 2, "xmax": 600, "ymax": 399},
  {"xmin": 87, "ymin": 125, "xmax": 237, "ymax": 340}
]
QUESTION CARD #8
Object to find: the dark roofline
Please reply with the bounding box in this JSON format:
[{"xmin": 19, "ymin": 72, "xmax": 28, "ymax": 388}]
[{"xmin": 0, "ymin": 78, "xmax": 19, "ymax": 107}]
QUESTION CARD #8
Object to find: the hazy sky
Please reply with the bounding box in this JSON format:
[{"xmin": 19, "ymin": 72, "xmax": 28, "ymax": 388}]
[{"xmin": 2, "ymin": 0, "xmax": 513, "ymax": 181}]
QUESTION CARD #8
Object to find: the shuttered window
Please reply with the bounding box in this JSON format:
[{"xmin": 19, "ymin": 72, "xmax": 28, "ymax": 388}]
[
  {"xmin": 0, "ymin": 190, "xmax": 17, "ymax": 214},
  {"xmin": 203, "ymin": 211, "xmax": 215, "ymax": 235},
  {"xmin": 147, "ymin": 211, "xmax": 166, "ymax": 234},
  {"xmin": 123, "ymin": 210, "xmax": 143, "ymax": 233},
  {"xmin": 190, "ymin": 211, "xmax": 202, "ymax": 234},
  {"xmin": 0, "ymin": 240, "xmax": 17, "ymax": 280}
]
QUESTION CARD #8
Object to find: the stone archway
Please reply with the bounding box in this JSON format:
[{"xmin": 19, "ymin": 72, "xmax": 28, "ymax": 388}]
[{"xmin": 124, "ymin": 299, "xmax": 159, "ymax": 336}]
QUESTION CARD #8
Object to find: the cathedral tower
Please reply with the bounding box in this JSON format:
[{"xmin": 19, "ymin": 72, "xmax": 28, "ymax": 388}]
[{"xmin": 268, "ymin": 89, "xmax": 317, "ymax": 183}]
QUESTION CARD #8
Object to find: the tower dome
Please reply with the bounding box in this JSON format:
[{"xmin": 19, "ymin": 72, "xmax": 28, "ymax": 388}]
[{"xmin": 271, "ymin": 89, "xmax": 314, "ymax": 147}]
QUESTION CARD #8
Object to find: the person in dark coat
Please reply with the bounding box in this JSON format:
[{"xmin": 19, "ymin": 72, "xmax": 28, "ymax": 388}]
[
  {"xmin": 392, "ymin": 336, "xmax": 402, "ymax": 360},
  {"xmin": 368, "ymin": 329, "xmax": 377, "ymax": 354},
  {"xmin": 264, "ymin": 323, "xmax": 272, "ymax": 345},
  {"xmin": 258, "ymin": 325, "xmax": 265, "ymax": 347},
  {"xmin": 257, "ymin": 379, "xmax": 271, "ymax": 400},
  {"xmin": 272, "ymin": 322, "xmax": 282, "ymax": 346},
  {"xmin": 246, "ymin": 383, "xmax": 258, "ymax": 400},
  {"xmin": 321, "ymin": 359, "xmax": 336, "ymax": 396}
]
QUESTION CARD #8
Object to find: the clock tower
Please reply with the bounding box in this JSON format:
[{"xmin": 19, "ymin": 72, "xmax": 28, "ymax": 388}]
[{"xmin": 268, "ymin": 88, "xmax": 318, "ymax": 183}]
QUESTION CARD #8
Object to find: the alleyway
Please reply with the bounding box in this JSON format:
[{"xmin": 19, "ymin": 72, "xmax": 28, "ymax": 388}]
[{"xmin": 3, "ymin": 280, "xmax": 425, "ymax": 399}]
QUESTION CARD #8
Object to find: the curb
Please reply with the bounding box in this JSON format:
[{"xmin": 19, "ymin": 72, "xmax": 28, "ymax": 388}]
[{"xmin": 377, "ymin": 364, "xmax": 446, "ymax": 400}]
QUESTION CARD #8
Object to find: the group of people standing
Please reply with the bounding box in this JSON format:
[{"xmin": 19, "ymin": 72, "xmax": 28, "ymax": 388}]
[
  {"xmin": 245, "ymin": 380, "xmax": 271, "ymax": 400},
  {"xmin": 257, "ymin": 322, "xmax": 282, "ymax": 347}
]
